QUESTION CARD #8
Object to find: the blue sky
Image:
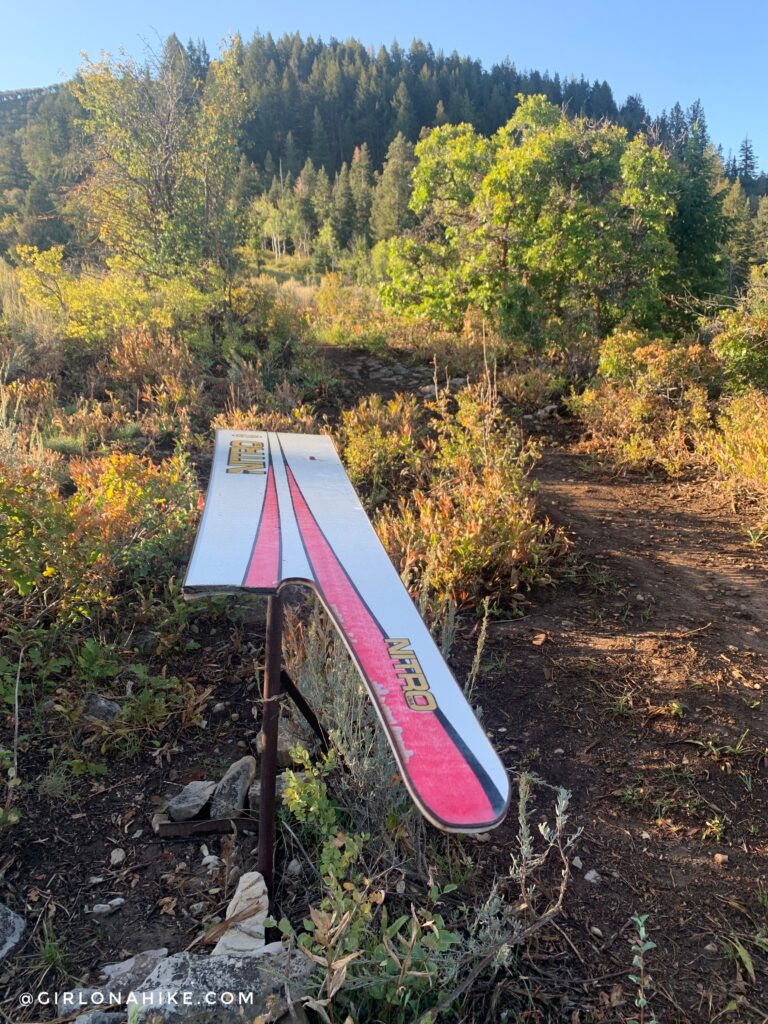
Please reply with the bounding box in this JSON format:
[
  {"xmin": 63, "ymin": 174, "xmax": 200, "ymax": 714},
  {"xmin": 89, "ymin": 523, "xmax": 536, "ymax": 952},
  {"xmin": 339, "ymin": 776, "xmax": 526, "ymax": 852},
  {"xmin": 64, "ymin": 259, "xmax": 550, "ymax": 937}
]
[{"xmin": 2, "ymin": 0, "xmax": 766, "ymax": 165}]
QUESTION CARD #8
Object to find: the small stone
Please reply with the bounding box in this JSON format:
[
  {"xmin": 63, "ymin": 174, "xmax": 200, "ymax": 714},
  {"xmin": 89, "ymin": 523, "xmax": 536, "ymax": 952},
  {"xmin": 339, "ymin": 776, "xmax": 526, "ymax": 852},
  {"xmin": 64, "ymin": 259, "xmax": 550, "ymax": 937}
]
[
  {"xmin": 211, "ymin": 872, "xmax": 269, "ymax": 957},
  {"xmin": 286, "ymin": 858, "xmax": 302, "ymax": 877},
  {"xmin": 83, "ymin": 694, "xmax": 121, "ymax": 724},
  {"xmin": 210, "ymin": 756, "xmax": 257, "ymax": 819},
  {"xmin": 0, "ymin": 901, "xmax": 25, "ymax": 961},
  {"xmin": 589, "ymin": 926, "xmax": 603, "ymax": 938},
  {"xmin": 109, "ymin": 848, "xmax": 126, "ymax": 867},
  {"xmin": 553, "ymin": 747, "xmax": 565, "ymax": 755},
  {"xmin": 572, "ymin": 856, "xmax": 583, "ymax": 870},
  {"xmin": 641, "ymin": 831, "xmax": 651, "ymax": 841},
  {"xmin": 236, "ymin": 740, "xmax": 248, "ymax": 751},
  {"xmin": 151, "ymin": 810, "xmax": 170, "ymax": 834},
  {"xmin": 189, "ymin": 901, "xmax": 207, "ymax": 916},
  {"xmin": 212, "ymin": 702, "xmax": 227, "ymax": 714},
  {"xmin": 713, "ymin": 853, "xmax": 729, "ymax": 867},
  {"xmin": 704, "ymin": 942, "xmax": 719, "ymax": 955},
  {"xmin": 584, "ymin": 870, "xmax": 602, "ymax": 884},
  {"xmin": 91, "ymin": 899, "xmax": 124, "ymax": 916},
  {"xmin": 167, "ymin": 780, "xmax": 216, "ymax": 822}
]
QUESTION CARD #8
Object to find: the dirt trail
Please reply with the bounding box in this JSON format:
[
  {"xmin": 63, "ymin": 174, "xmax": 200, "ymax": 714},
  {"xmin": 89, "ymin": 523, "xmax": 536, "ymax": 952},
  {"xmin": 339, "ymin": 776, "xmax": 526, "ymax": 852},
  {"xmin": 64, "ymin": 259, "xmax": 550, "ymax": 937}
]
[{"xmin": 474, "ymin": 433, "xmax": 768, "ymax": 1021}]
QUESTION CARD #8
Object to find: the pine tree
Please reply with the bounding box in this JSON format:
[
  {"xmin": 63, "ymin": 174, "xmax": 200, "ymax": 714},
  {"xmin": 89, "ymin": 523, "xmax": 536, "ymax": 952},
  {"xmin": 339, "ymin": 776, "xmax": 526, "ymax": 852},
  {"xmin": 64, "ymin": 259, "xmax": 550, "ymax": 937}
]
[
  {"xmin": 19, "ymin": 179, "xmax": 69, "ymax": 248},
  {"xmin": 723, "ymin": 179, "xmax": 756, "ymax": 293},
  {"xmin": 619, "ymin": 95, "xmax": 647, "ymax": 138},
  {"xmin": 282, "ymin": 131, "xmax": 300, "ymax": 177},
  {"xmin": 349, "ymin": 143, "xmax": 373, "ymax": 239},
  {"xmin": 754, "ymin": 195, "xmax": 768, "ymax": 264},
  {"xmin": 311, "ymin": 166, "xmax": 332, "ymax": 224},
  {"xmin": 668, "ymin": 127, "xmax": 726, "ymax": 309},
  {"xmin": 310, "ymin": 106, "xmax": 332, "ymax": 170},
  {"xmin": 391, "ymin": 82, "xmax": 418, "ymax": 141},
  {"xmin": 370, "ymin": 133, "xmax": 415, "ymax": 242},
  {"xmin": 330, "ymin": 162, "xmax": 355, "ymax": 247},
  {"xmin": 738, "ymin": 137, "xmax": 758, "ymax": 190}
]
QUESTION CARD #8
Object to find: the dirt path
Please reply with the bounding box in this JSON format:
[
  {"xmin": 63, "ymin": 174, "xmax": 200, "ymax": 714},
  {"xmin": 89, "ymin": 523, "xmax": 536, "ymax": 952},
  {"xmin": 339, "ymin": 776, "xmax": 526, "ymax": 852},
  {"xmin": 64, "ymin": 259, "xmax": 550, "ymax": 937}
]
[{"xmin": 475, "ymin": 433, "xmax": 768, "ymax": 1021}]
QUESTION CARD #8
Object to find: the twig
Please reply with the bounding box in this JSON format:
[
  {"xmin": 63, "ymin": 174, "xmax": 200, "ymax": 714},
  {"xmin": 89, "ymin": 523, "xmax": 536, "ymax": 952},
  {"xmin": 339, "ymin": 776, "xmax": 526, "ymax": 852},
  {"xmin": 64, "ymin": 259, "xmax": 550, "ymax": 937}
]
[{"xmin": 653, "ymin": 622, "xmax": 713, "ymax": 639}]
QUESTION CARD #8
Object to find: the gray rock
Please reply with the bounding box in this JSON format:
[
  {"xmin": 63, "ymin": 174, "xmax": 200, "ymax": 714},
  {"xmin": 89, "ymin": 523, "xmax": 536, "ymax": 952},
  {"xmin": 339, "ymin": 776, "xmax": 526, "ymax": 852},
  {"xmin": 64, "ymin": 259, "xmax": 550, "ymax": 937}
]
[
  {"xmin": 60, "ymin": 949, "xmax": 169, "ymax": 1018},
  {"xmin": 584, "ymin": 869, "xmax": 602, "ymax": 884},
  {"xmin": 74, "ymin": 1012, "xmax": 125, "ymax": 1024},
  {"xmin": 101, "ymin": 947, "xmax": 169, "ymax": 989},
  {"xmin": 256, "ymin": 720, "xmax": 305, "ymax": 768},
  {"xmin": 84, "ymin": 694, "xmax": 121, "ymax": 723},
  {"xmin": 132, "ymin": 948, "xmax": 312, "ymax": 1022},
  {"xmin": 58, "ymin": 988, "xmax": 99, "ymax": 1016},
  {"xmin": 0, "ymin": 901, "xmax": 24, "ymax": 960},
  {"xmin": 167, "ymin": 780, "xmax": 216, "ymax": 822},
  {"xmin": 210, "ymin": 756, "xmax": 257, "ymax": 819},
  {"xmin": 248, "ymin": 772, "xmax": 305, "ymax": 813}
]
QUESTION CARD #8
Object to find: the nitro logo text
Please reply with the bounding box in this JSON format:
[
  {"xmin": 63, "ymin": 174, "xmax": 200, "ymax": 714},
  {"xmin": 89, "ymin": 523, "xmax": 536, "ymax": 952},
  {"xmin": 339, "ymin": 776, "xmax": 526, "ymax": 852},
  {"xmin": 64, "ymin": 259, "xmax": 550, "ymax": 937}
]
[
  {"xmin": 386, "ymin": 638, "xmax": 437, "ymax": 712},
  {"xmin": 226, "ymin": 438, "xmax": 266, "ymax": 474}
]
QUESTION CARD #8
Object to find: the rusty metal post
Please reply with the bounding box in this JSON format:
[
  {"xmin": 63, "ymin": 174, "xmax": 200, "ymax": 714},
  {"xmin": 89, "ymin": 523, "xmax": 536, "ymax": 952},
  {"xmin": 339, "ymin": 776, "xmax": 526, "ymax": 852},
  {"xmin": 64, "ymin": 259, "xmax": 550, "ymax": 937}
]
[{"xmin": 258, "ymin": 592, "xmax": 283, "ymax": 894}]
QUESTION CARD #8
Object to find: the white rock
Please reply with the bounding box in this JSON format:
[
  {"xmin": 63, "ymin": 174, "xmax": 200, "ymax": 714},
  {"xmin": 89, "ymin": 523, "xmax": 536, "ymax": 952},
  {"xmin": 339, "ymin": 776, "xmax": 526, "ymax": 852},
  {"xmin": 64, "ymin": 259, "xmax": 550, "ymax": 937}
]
[
  {"xmin": 584, "ymin": 870, "xmax": 602, "ymax": 884},
  {"xmin": 211, "ymin": 871, "xmax": 269, "ymax": 957},
  {"xmin": 286, "ymin": 858, "xmax": 302, "ymax": 877},
  {"xmin": 572, "ymin": 856, "xmax": 583, "ymax": 870},
  {"xmin": 109, "ymin": 848, "xmax": 126, "ymax": 867}
]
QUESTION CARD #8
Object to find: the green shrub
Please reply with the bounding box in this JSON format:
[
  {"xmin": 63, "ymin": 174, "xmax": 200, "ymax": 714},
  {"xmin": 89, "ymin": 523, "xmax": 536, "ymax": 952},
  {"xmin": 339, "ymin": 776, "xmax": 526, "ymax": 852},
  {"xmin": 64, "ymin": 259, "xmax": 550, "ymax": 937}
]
[
  {"xmin": 704, "ymin": 389, "xmax": 768, "ymax": 505},
  {"xmin": 337, "ymin": 393, "xmax": 428, "ymax": 508},
  {"xmin": 712, "ymin": 267, "xmax": 768, "ymax": 387},
  {"xmin": 372, "ymin": 383, "xmax": 566, "ymax": 608}
]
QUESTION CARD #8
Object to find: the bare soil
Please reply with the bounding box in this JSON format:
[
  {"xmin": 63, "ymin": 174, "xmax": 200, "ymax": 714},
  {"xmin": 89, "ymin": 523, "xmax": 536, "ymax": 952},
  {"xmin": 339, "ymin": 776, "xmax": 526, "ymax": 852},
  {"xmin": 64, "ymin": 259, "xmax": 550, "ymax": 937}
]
[{"xmin": 474, "ymin": 427, "xmax": 768, "ymax": 1022}]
